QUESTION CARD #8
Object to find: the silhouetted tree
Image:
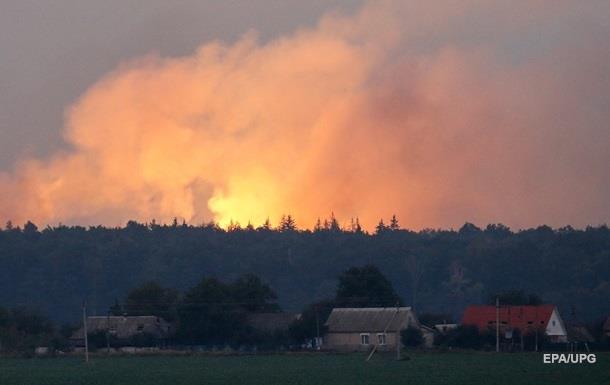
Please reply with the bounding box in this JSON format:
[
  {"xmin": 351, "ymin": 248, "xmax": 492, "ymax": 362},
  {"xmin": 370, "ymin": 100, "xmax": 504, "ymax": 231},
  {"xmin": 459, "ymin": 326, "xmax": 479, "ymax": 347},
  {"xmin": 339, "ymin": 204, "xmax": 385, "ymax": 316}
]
[
  {"xmin": 349, "ymin": 217, "xmax": 363, "ymax": 233},
  {"xmin": 278, "ymin": 215, "xmax": 296, "ymax": 232},
  {"xmin": 314, "ymin": 218, "xmax": 323, "ymax": 232},
  {"xmin": 289, "ymin": 299, "xmax": 335, "ymax": 346},
  {"xmin": 401, "ymin": 326, "xmax": 423, "ymax": 347},
  {"xmin": 375, "ymin": 219, "xmax": 388, "ymax": 235},
  {"xmin": 231, "ymin": 274, "xmax": 279, "ymax": 313},
  {"xmin": 327, "ymin": 213, "xmax": 341, "ymax": 232},
  {"xmin": 121, "ymin": 281, "xmax": 179, "ymax": 321},
  {"xmin": 458, "ymin": 222, "xmax": 482, "ymax": 236},
  {"xmin": 259, "ymin": 218, "xmax": 272, "ymax": 231},
  {"xmin": 176, "ymin": 274, "xmax": 279, "ymax": 345},
  {"xmin": 389, "ymin": 215, "xmax": 400, "ymax": 231},
  {"xmin": 335, "ymin": 265, "xmax": 402, "ymax": 307}
]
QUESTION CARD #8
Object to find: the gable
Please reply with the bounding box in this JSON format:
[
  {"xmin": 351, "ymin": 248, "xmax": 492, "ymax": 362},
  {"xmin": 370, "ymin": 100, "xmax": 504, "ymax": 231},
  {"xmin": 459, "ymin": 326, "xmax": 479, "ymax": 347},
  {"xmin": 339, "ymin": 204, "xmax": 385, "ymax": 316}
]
[{"xmin": 545, "ymin": 308, "xmax": 567, "ymax": 336}]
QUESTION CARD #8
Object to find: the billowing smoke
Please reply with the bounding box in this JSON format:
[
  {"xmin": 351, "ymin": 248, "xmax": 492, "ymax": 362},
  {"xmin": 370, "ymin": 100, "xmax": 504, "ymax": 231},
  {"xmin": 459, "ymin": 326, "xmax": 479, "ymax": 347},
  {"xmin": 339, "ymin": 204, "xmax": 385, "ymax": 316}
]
[{"xmin": 1, "ymin": 1, "xmax": 609, "ymax": 230}]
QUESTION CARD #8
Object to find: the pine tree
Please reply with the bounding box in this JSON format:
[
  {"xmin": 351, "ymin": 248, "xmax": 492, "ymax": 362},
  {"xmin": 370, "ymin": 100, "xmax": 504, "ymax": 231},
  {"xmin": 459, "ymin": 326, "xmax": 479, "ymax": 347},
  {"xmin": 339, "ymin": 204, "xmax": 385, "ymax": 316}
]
[
  {"xmin": 314, "ymin": 218, "xmax": 323, "ymax": 232},
  {"xmin": 259, "ymin": 218, "xmax": 272, "ymax": 231},
  {"xmin": 279, "ymin": 214, "xmax": 296, "ymax": 232},
  {"xmin": 389, "ymin": 214, "xmax": 400, "ymax": 231},
  {"xmin": 375, "ymin": 218, "xmax": 388, "ymax": 235},
  {"xmin": 328, "ymin": 212, "xmax": 340, "ymax": 232},
  {"xmin": 227, "ymin": 219, "xmax": 241, "ymax": 232}
]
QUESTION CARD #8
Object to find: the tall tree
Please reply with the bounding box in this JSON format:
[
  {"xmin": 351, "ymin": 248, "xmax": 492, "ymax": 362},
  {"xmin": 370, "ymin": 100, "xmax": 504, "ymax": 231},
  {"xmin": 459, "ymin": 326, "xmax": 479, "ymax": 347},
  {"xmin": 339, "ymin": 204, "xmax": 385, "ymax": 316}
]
[
  {"xmin": 231, "ymin": 274, "xmax": 279, "ymax": 313},
  {"xmin": 278, "ymin": 215, "xmax": 296, "ymax": 232},
  {"xmin": 389, "ymin": 215, "xmax": 400, "ymax": 231},
  {"xmin": 121, "ymin": 281, "xmax": 179, "ymax": 321},
  {"xmin": 335, "ymin": 265, "xmax": 402, "ymax": 307},
  {"xmin": 375, "ymin": 219, "xmax": 388, "ymax": 235}
]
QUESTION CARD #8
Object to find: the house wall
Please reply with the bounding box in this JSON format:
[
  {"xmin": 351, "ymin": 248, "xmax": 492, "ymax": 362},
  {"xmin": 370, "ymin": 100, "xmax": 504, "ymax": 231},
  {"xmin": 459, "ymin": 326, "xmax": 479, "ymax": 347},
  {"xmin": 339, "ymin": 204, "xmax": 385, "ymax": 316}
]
[{"xmin": 325, "ymin": 332, "xmax": 400, "ymax": 352}]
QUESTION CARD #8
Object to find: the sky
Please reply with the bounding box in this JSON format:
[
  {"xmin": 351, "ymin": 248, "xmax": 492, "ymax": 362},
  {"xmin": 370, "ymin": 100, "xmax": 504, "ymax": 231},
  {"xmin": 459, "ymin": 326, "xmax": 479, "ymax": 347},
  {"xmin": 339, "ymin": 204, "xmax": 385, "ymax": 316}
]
[{"xmin": 1, "ymin": 0, "xmax": 609, "ymax": 230}]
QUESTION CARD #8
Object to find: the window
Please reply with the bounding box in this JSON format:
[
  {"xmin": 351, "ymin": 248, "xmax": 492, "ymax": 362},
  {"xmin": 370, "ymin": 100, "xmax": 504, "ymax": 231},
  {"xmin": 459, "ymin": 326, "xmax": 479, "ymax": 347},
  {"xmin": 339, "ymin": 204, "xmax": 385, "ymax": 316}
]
[
  {"xmin": 377, "ymin": 333, "xmax": 386, "ymax": 345},
  {"xmin": 552, "ymin": 320, "xmax": 556, "ymax": 326},
  {"xmin": 360, "ymin": 334, "xmax": 370, "ymax": 345},
  {"xmin": 137, "ymin": 324, "xmax": 144, "ymax": 332}
]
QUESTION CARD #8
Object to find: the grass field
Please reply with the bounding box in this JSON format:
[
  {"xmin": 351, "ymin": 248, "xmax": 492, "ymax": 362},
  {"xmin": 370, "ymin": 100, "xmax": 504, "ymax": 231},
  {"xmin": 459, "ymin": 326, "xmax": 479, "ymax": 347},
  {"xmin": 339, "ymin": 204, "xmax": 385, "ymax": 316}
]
[{"xmin": 0, "ymin": 352, "xmax": 608, "ymax": 385}]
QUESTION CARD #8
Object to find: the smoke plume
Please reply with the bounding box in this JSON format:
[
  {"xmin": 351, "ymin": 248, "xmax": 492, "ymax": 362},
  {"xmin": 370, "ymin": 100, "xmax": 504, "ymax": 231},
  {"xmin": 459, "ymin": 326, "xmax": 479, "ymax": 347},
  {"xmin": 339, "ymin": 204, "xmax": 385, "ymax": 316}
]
[{"xmin": 1, "ymin": 1, "xmax": 609, "ymax": 230}]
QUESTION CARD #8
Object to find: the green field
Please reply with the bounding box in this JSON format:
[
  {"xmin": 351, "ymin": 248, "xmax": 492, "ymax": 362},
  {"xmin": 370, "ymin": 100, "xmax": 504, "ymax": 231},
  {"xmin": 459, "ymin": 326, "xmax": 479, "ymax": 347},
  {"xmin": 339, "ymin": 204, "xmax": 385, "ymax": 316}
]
[{"xmin": 0, "ymin": 352, "xmax": 608, "ymax": 385}]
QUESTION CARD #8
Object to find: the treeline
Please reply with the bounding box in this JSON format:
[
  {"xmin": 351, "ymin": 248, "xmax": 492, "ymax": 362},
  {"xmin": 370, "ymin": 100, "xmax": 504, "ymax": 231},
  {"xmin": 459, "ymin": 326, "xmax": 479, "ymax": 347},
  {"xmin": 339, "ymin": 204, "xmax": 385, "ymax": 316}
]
[{"xmin": 0, "ymin": 217, "xmax": 609, "ymax": 324}]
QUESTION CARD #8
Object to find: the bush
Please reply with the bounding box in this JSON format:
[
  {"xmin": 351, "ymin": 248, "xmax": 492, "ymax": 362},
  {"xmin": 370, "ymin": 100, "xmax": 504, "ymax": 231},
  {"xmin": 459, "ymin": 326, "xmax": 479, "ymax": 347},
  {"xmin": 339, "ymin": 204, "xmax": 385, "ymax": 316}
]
[
  {"xmin": 401, "ymin": 326, "xmax": 423, "ymax": 347},
  {"xmin": 436, "ymin": 325, "xmax": 490, "ymax": 349}
]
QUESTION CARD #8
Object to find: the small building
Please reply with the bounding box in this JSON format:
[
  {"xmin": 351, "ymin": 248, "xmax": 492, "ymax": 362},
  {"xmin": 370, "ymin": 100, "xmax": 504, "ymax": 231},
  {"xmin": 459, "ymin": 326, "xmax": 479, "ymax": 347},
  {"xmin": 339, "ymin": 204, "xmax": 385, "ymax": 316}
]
[
  {"xmin": 462, "ymin": 304, "xmax": 567, "ymax": 343},
  {"xmin": 70, "ymin": 316, "xmax": 172, "ymax": 347},
  {"xmin": 324, "ymin": 307, "xmax": 428, "ymax": 351}
]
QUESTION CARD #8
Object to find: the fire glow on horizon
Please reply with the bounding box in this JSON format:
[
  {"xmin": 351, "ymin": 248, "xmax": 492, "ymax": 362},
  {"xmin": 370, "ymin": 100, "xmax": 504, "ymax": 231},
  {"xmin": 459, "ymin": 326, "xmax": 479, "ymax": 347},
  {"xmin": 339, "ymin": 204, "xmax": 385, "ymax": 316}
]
[{"xmin": 0, "ymin": 1, "xmax": 609, "ymax": 230}]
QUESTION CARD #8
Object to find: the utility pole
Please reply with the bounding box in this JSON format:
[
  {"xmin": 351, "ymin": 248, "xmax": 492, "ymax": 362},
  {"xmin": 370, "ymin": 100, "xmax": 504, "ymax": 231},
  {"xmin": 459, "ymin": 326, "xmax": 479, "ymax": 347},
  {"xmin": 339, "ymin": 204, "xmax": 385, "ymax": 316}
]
[
  {"xmin": 82, "ymin": 301, "xmax": 89, "ymax": 363},
  {"xmin": 315, "ymin": 308, "xmax": 320, "ymax": 350},
  {"xmin": 495, "ymin": 297, "xmax": 500, "ymax": 353},
  {"xmin": 106, "ymin": 310, "xmax": 111, "ymax": 354}
]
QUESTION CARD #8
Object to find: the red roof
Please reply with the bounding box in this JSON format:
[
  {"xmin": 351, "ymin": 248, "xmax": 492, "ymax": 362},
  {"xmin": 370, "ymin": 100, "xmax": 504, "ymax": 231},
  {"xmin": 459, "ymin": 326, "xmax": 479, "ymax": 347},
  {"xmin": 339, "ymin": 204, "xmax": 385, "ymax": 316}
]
[{"xmin": 462, "ymin": 305, "xmax": 556, "ymax": 333}]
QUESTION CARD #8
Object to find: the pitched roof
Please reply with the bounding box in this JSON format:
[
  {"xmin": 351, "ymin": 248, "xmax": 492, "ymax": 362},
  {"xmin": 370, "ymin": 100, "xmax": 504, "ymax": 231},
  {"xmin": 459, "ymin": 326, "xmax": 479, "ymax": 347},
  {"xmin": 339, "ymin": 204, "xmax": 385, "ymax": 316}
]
[
  {"xmin": 247, "ymin": 313, "xmax": 301, "ymax": 333},
  {"xmin": 325, "ymin": 307, "xmax": 417, "ymax": 333},
  {"xmin": 71, "ymin": 316, "xmax": 171, "ymax": 340},
  {"xmin": 462, "ymin": 305, "xmax": 555, "ymax": 332}
]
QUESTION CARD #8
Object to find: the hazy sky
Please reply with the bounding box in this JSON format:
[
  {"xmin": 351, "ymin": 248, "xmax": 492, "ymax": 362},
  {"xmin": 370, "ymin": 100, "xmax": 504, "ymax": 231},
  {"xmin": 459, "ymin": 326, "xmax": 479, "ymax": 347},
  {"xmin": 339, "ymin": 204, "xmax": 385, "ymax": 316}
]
[
  {"xmin": 1, "ymin": 1, "xmax": 609, "ymax": 230},
  {"xmin": 0, "ymin": 0, "xmax": 361, "ymax": 169}
]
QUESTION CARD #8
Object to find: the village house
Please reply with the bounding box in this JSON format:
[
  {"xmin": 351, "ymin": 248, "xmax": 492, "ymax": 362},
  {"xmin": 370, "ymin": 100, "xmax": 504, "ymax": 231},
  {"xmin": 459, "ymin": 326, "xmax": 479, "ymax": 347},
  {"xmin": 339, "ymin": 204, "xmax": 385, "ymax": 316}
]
[
  {"xmin": 462, "ymin": 304, "xmax": 568, "ymax": 342},
  {"xmin": 323, "ymin": 307, "xmax": 433, "ymax": 351},
  {"xmin": 70, "ymin": 315, "xmax": 173, "ymax": 347}
]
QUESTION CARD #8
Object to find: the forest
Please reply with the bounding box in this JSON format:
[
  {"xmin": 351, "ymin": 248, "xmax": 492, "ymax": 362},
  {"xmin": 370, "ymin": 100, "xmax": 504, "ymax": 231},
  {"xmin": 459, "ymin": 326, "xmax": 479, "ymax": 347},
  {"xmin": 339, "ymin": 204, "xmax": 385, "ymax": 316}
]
[{"xmin": 0, "ymin": 216, "xmax": 609, "ymax": 325}]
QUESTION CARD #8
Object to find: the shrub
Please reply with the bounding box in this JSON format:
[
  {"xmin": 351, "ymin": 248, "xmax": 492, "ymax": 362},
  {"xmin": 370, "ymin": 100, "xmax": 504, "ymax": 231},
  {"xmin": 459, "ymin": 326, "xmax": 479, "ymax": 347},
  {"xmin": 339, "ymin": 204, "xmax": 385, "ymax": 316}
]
[{"xmin": 401, "ymin": 326, "xmax": 423, "ymax": 347}]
